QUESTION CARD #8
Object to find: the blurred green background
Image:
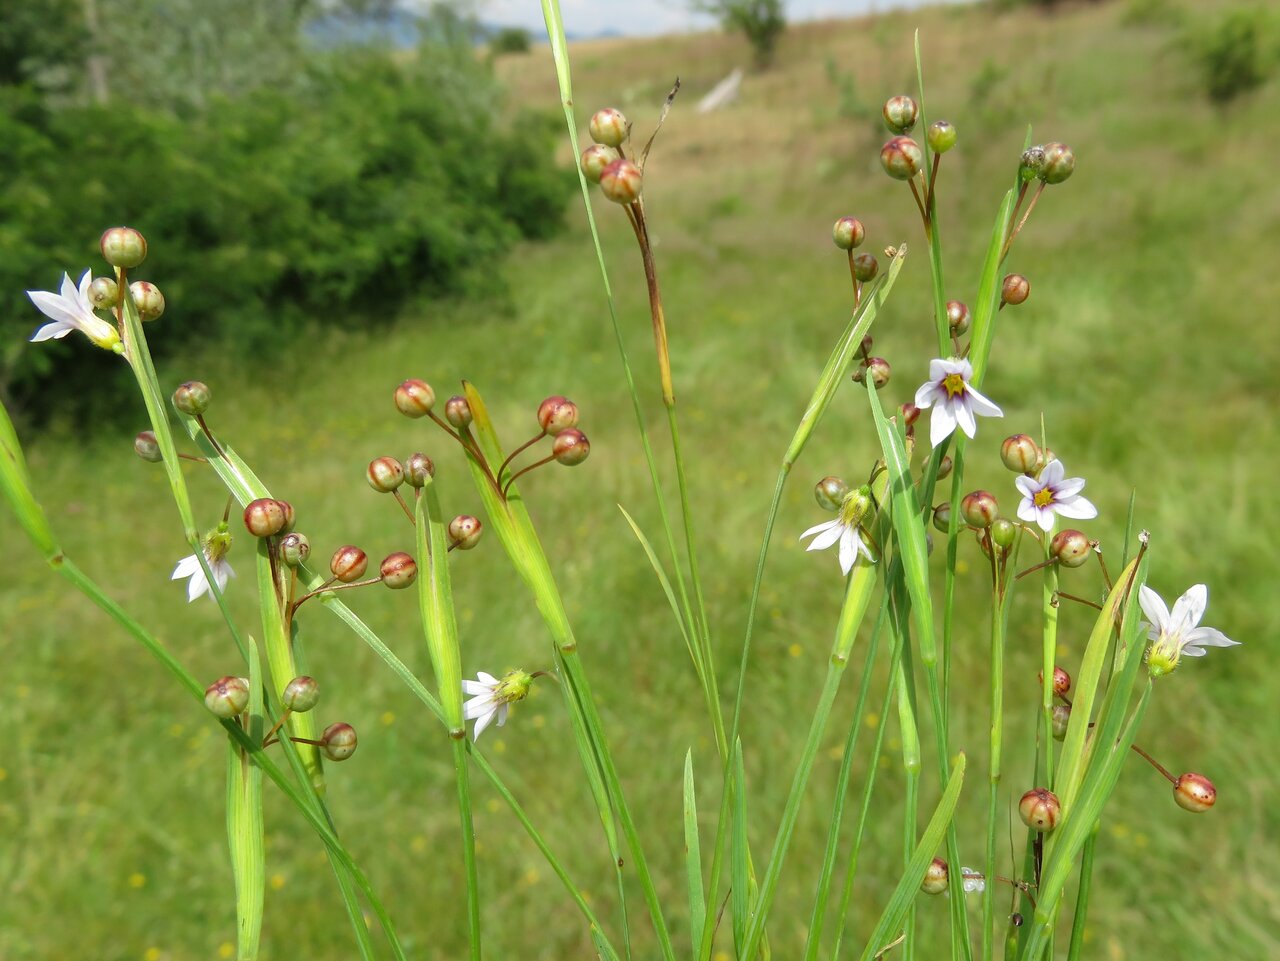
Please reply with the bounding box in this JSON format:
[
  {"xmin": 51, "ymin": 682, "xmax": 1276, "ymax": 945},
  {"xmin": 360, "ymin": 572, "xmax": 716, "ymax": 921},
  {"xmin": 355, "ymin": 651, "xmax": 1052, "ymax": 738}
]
[{"xmin": 2, "ymin": 1, "xmax": 1278, "ymax": 959}]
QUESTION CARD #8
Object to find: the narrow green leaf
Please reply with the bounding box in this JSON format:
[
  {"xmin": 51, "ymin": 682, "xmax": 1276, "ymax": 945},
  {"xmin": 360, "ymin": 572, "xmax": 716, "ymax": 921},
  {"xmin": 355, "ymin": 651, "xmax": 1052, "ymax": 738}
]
[
  {"xmin": 858, "ymin": 754, "xmax": 967, "ymax": 961},
  {"xmin": 966, "ymin": 190, "xmax": 1016, "ymax": 387},
  {"xmin": 0, "ymin": 401, "xmax": 57, "ymax": 558},
  {"xmin": 415, "ymin": 477, "xmax": 464, "ymax": 731},
  {"xmin": 730, "ymin": 740, "xmax": 751, "ymax": 956},
  {"xmin": 620, "ymin": 505, "xmax": 697, "ymax": 667},
  {"xmin": 228, "ymin": 635, "xmax": 265, "ymax": 961},
  {"xmin": 684, "ymin": 750, "xmax": 707, "ymax": 955}
]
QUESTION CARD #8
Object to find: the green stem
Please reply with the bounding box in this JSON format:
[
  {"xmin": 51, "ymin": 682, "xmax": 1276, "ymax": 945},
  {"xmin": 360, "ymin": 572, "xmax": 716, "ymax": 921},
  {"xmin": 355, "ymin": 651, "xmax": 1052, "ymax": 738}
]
[
  {"xmin": 982, "ymin": 551, "xmax": 1005, "ymax": 961},
  {"xmin": 1065, "ymin": 825, "xmax": 1100, "ymax": 961},
  {"xmin": 453, "ymin": 739, "xmax": 482, "ymax": 961}
]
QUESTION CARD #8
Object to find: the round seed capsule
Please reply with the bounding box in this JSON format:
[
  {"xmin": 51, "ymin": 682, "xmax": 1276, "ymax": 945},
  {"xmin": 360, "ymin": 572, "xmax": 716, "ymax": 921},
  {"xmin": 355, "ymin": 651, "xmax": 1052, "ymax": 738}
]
[
  {"xmin": 445, "ymin": 395, "xmax": 473, "ymax": 429},
  {"xmin": 244, "ymin": 498, "xmax": 287, "ymax": 538},
  {"xmin": 537, "ymin": 395, "xmax": 580, "ymax": 434},
  {"xmin": 815, "ymin": 476, "xmax": 850, "ymax": 513},
  {"xmin": 394, "ymin": 379, "xmax": 435, "ymax": 418},
  {"xmin": 1001, "ymin": 434, "xmax": 1041, "ymax": 473},
  {"xmin": 552, "ymin": 429, "xmax": 591, "ymax": 466},
  {"xmin": 852, "ymin": 252, "xmax": 879, "ymax": 282},
  {"xmin": 882, "ymin": 95, "xmax": 919, "ymax": 134},
  {"xmin": 448, "ymin": 515, "xmax": 483, "ymax": 550},
  {"xmin": 134, "ymin": 430, "xmax": 162, "ymax": 463},
  {"xmin": 379, "ymin": 552, "xmax": 417, "ymax": 589},
  {"xmin": 321, "ymin": 722, "xmax": 358, "ymax": 761},
  {"xmin": 280, "ymin": 532, "xmax": 311, "ymax": 568},
  {"xmin": 205, "ymin": 675, "xmax": 250, "ymax": 718},
  {"xmin": 961, "ymin": 490, "xmax": 999, "ymax": 529},
  {"xmin": 172, "ymin": 381, "xmax": 211, "ymax": 416},
  {"xmin": 588, "ymin": 108, "xmax": 628, "ymax": 148},
  {"xmin": 1173, "ymin": 772, "xmax": 1216, "ymax": 813},
  {"xmin": 130, "ymin": 281, "xmax": 165, "ymax": 321},
  {"xmin": 580, "ymin": 144, "xmax": 620, "ymax": 184},
  {"xmin": 1001, "ymin": 274, "xmax": 1030, "ymax": 307},
  {"xmin": 599, "ymin": 158, "xmax": 642, "ymax": 205},
  {"xmin": 100, "ymin": 226, "xmax": 148, "ymax": 268},
  {"xmin": 880, "ymin": 136, "xmax": 924, "ymax": 180},
  {"xmin": 330, "ymin": 545, "xmax": 368, "ymax": 583},
  {"xmin": 1018, "ymin": 788, "xmax": 1060, "ymax": 832},
  {"xmin": 366, "ymin": 456, "xmax": 405, "ymax": 493},
  {"xmin": 832, "ymin": 216, "xmax": 866, "ymax": 251},
  {"xmin": 282, "ymin": 676, "xmax": 320, "ymax": 713},
  {"xmin": 921, "ymin": 857, "xmax": 948, "ymax": 895},
  {"xmin": 1050, "ymin": 529, "xmax": 1092, "ymax": 568},
  {"xmin": 404, "ymin": 452, "xmax": 436, "ymax": 488}
]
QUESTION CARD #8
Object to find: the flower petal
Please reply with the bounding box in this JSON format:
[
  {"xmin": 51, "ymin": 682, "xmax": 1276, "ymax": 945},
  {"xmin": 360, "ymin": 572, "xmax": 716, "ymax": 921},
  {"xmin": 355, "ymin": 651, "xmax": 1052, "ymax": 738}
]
[
  {"xmin": 496, "ymin": 702, "xmax": 509, "ymax": 727},
  {"xmin": 927, "ymin": 358, "xmax": 952, "ymax": 381},
  {"xmin": 964, "ymin": 383, "xmax": 1003, "ymax": 418},
  {"xmin": 27, "ymin": 290, "xmax": 80, "ymax": 327},
  {"xmin": 1181, "ymin": 626, "xmax": 1240, "ymax": 654},
  {"xmin": 1035, "ymin": 506, "xmax": 1055, "ymax": 532},
  {"xmin": 914, "ymin": 380, "xmax": 941, "ymax": 410},
  {"xmin": 952, "ymin": 396, "xmax": 977, "ymax": 439},
  {"xmin": 186, "ymin": 567, "xmax": 210, "ymax": 602},
  {"xmin": 29, "ymin": 320, "xmax": 76, "ymax": 342},
  {"xmin": 1138, "ymin": 586, "xmax": 1170, "ymax": 632},
  {"xmin": 1052, "ymin": 495, "xmax": 1098, "ymax": 521},
  {"xmin": 172, "ymin": 554, "xmax": 201, "ymax": 579},
  {"xmin": 462, "ymin": 680, "xmax": 491, "ymax": 695},
  {"xmin": 1016, "ymin": 498, "xmax": 1038, "ymax": 524},
  {"xmin": 1052, "ymin": 477, "xmax": 1087, "ymax": 499},
  {"xmin": 1014, "ymin": 475, "xmax": 1039, "ymax": 498},
  {"xmin": 838, "ymin": 528, "xmax": 857, "ymax": 575},
  {"xmin": 1040, "ymin": 459, "xmax": 1065, "ymax": 486},
  {"xmin": 472, "ymin": 705, "xmax": 498, "ymax": 741},
  {"xmin": 477, "ymin": 671, "xmax": 499, "ymax": 686},
  {"xmin": 464, "ymin": 695, "xmax": 497, "ymax": 720},
  {"xmin": 806, "ymin": 521, "xmax": 846, "ymax": 552},
  {"xmin": 1170, "ymin": 584, "xmax": 1207, "ymax": 633},
  {"xmin": 929, "ymin": 404, "xmax": 958, "ymax": 448},
  {"xmin": 800, "ymin": 519, "xmax": 840, "ymax": 542}
]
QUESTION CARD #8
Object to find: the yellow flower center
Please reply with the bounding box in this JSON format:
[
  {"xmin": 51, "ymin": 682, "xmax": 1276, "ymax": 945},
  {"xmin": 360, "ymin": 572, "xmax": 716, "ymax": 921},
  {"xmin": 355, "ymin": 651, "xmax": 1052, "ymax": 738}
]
[
  {"xmin": 1033, "ymin": 488, "xmax": 1055, "ymax": 508},
  {"xmin": 1145, "ymin": 634, "xmax": 1182, "ymax": 677},
  {"xmin": 495, "ymin": 669, "xmax": 534, "ymax": 705},
  {"xmin": 942, "ymin": 372, "xmax": 967, "ymax": 398},
  {"xmin": 838, "ymin": 486, "xmax": 875, "ymax": 528}
]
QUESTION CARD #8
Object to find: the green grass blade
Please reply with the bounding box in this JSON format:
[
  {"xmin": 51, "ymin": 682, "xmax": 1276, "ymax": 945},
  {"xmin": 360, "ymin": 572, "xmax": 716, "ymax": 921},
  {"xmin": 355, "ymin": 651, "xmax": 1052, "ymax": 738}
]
[
  {"xmin": 684, "ymin": 749, "xmax": 707, "ymax": 955},
  {"xmin": 227, "ymin": 633, "xmax": 265, "ymax": 961},
  {"xmin": 730, "ymin": 740, "xmax": 751, "ymax": 957},
  {"xmin": 0, "ymin": 401, "xmax": 57, "ymax": 558},
  {"xmin": 966, "ymin": 190, "xmax": 1016, "ymax": 387},
  {"xmin": 857, "ymin": 753, "xmax": 967, "ymax": 961},
  {"xmin": 619, "ymin": 504, "xmax": 699, "ymax": 677}
]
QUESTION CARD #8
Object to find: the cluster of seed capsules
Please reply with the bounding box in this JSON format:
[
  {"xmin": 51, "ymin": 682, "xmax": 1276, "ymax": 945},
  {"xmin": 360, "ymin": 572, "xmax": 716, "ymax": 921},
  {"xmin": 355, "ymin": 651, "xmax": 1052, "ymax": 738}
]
[
  {"xmin": 204, "ymin": 673, "xmax": 357, "ymax": 762},
  {"xmin": 578, "ymin": 108, "xmax": 644, "ymax": 205}
]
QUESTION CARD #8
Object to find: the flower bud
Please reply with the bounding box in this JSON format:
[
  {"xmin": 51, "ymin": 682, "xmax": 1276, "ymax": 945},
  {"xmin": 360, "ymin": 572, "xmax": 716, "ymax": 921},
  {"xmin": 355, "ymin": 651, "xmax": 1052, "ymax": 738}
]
[
  {"xmin": 130, "ymin": 281, "xmax": 165, "ymax": 322},
  {"xmin": 100, "ymin": 226, "xmax": 148, "ymax": 268},
  {"xmin": 1040, "ymin": 142, "xmax": 1075, "ymax": 184},
  {"xmin": 936, "ymin": 454, "xmax": 953, "ymax": 481},
  {"xmin": 321, "ymin": 722, "xmax": 358, "ymax": 761},
  {"xmin": 1051, "ymin": 704, "xmax": 1071, "ymax": 740},
  {"xmin": 946, "ymin": 300, "xmax": 970, "ymax": 335},
  {"xmin": 331, "ymin": 545, "xmax": 368, "ymax": 582},
  {"xmin": 588, "ymin": 107, "xmax": 628, "ymax": 147},
  {"xmin": 1018, "ymin": 788, "xmax": 1060, "ymax": 832},
  {"xmin": 1050, "ymin": 529, "xmax": 1091, "ymax": 568},
  {"xmin": 394, "ymin": 378, "xmax": 435, "ymax": 418},
  {"xmin": 852, "ymin": 252, "xmax": 879, "ymax": 282},
  {"xmin": 282, "ymin": 675, "xmax": 320, "ymax": 713},
  {"xmin": 537, "ymin": 395, "xmax": 579, "ymax": 433},
  {"xmin": 927, "ymin": 120, "xmax": 957, "ymax": 153},
  {"xmin": 899, "ymin": 402, "xmax": 920, "ymax": 427},
  {"xmin": 205, "ymin": 675, "xmax": 250, "ymax": 718},
  {"xmin": 1001, "ymin": 274, "xmax": 1030, "ymax": 307},
  {"xmin": 1039, "ymin": 665, "xmax": 1072, "ymax": 698},
  {"xmin": 1173, "ymin": 772, "xmax": 1216, "ymax": 813},
  {"xmin": 921, "ymin": 857, "xmax": 948, "ymax": 895},
  {"xmin": 404, "ymin": 452, "xmax": 435, "ymax": 488},
  {"xmin": 88, "ymin": 276, "xmax": 119, "ymax": 309},
  {"xmin": 281, "ymin": 532, "xmax": 310, "ymax": 568},
  {"xmin": 448, "ymin": 514, "xmax": 483, "ymax": 550},
  {"xmin": 600, "ymin": 158, "xmax": 642, "ymax": 205},
  {"xmin": 134, "ymin": 430, "xmax": 162, "ymax": 463},
  {"xmin": 852, "ymin": 357, "xmax": 890, "ymax": 389},
  {"xmin": 991, "ymin": 517, "xmax": 1016, "ymax": 551},
  {"xmin": 882, "ymin": 95, "xmax": 919, "ymax": 134},
  {"xmin": 1000, "ymin": 434, "xmax": 1041, "ymax": 473},
  {"xmin": 366, "ymin": 456, "xmax": 405, "ymax": 493},
  {"xmin": 552, "ymin": 429, "xmax": 590, "ymax": 466},
  {"xmin": 172, "ymin": 380, "xmax": 211, "ymax": 416},
  {"xmin": 580, "ymin": 144, "xmax": 620, "ymax": 184},
  {"xmin": 832, "ymin": 216, "xmax": 866, "ymax": 251},
  {"xmin": 445, "ymin": 395, "xmax": 473, "ymax": 429},
  {"xmin": 244, "ymin": 498, "xmax": 287, "ymax": 538},
  {"xmin": 379, "ymin": 551, "xmax": 417, "ymax": 589},
  {"xmin": 1019, "ymin": 146, "xmax": 1046, "ymax": 182},
  {"xmin": 814, "ymin": 476, "xmax": 850, "ymax": 512},
  {"xmin": 932, "ymin": 502, "xmax": 952, "ymax": 533},
  {"xmin": 961, "ymin": 490, "xmax": 998, "ymax": 528},
  {"xmin": 880, "ymin": 136, "xmax": 924, "ymax": 180}
]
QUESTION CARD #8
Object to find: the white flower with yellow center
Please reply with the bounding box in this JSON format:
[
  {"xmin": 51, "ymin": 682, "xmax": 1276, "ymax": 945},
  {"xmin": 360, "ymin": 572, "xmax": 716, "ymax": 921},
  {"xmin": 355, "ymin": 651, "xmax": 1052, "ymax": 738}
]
[
  {"xmin": 462, "ymin": 669, "xmax": 534, "ymax": 741},
  {"xmin": 27, "ymin": 270, "xmax": 122, "ymax": 352},
  {"xmin": 800, "ymin": 485, "xmax": 877, "ymax": 576},
  {"xmin": 1014, "ymin": 458, "xmax": 1097, "ymax": 532},
  {"xmin": 172, "ymin": 524, "xmax": 235, "ymax": 602},
  {"xmin": 1140, "ymin": 584, "xmax": 1240, "ymax": 677},
  {"xmin": 913, "ymin": 357, "xmax": 1003, "ymax": 448}
]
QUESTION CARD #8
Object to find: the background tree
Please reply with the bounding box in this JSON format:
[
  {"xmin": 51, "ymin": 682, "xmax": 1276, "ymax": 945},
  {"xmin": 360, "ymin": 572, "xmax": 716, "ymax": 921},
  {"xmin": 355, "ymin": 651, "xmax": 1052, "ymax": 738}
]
[{"xmin": 694, "ymin": 0, "xmax": 786, "ymax": 69}]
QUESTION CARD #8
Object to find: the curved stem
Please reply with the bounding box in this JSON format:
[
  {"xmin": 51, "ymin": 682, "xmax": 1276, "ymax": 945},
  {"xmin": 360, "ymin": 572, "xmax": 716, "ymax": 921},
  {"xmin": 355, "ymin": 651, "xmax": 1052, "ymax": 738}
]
[
  {"xmin": 498, "ymin": 430, "xmax": 547, "ymax": 479},
  {"xmin": 502, "ymin": 453, "xmax": 556, "ymax": 498}
]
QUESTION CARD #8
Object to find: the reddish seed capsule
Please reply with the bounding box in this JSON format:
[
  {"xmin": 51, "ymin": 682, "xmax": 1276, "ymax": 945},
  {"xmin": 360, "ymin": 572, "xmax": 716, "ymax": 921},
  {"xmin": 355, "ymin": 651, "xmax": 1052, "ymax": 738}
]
[
  {"xmin": 204, "ymin": 675, "xmax": 250, "ymax": 718},
  {"xmin": 1001, "ymin": 433, "xmax": 1041, "ymax": 473},
  {"xmin": 394, "ymin": 379, "xmax": 436, "ymax": 418},
  {"xmin": 100, "ymin": 226, "xmax": 148, "ymax": 268},
  {"xmin": 832, "ymin": 216, "xmax": 866, "ymax": 251},
  {"xmin": 366, "ymin": 456, "xmax": 405, "ymax": 493},
  {"xmin": 599, "ymin": 158, "xmax": 642, "ymax": 205},
  {"xmin": 130, "ymin": 281, "xmax": 165, "ymax": 322},
  {"xmin": 445, "ymin": 395, "xmax": 473, "ymax": 429},
  {"xmin": 961, "ymin": 490, "xmax": 999, "ymax": 529},
  {"xmin": 278, "ymin": 499, "xmax": 295, "ymax": 533},
  {"xmin": 134, "ymin": 430, "xmax": 162, "ymax": 463},
  {"xmin": 1050, "ymin": 529, "xmax": 1092, "ymax": 568},
  {"xmin": 1040, "ymin": 141, "xmax": 1075, "ymax": 185},
  {"xmin": 921, "ymin": 857, "xmax": 948, "ymax": 895},
  {"xmin": 321, "ymin": 722, "xmax": 358, "ymax": 761},
  {"xmin": 244, "ymin": 498, "xmax": 287, "ymax": 538},
  {"xmin": 1039, "ymin": 666, "xmax": 1072, "ymax": 698},
  {"xmin": 946, "ymin": 300, "xmax": 970, "ymax": 335},
  {"xmin": 448, "ymin": 515, "xmax": 483, "ymax": 550},
  {"xmin": 1173, "ymin": 772, "xmax": 1216, "ymax": 813},
  {"xmin": 580, "ymin": 143, "xmax": 620, "ymax": 184},
  {"xmin": 932, "ymin": 503, "xmax": 953, "ymax": 533},
  {"xmin": 815, "ymin": 476, "xmax": 850, "ymax": 513},
  {"xmin": 852, "ymin": 252, "xmax": 879, "ymax": 282},
  {"xmin": 88, "ymin": 276, "xmax": 119, "ymax": 309},
  {"xmin": 404, "ymin": 452, "xmax": 435, "ymax": 488},
  {"xmin": 588, "ymin": 107, "xmax": 628, "ymax": 148},
  {"xmin": 936, "ymin": 454, "xmax": 953, "ymax": 481},
  {"xmin": 852, "ymin": 357, "xmax": 891, "ymax": 389},
  {"xmin": 1018, "ymin": 788, "xmax": 1061, "ymax": 832},
  {"xmin": 1001, "ymin": 274, "xmax": 1030, "ymax": 307},
  {"xmin": 552, "ymin": 429, "xmax": 591, "ymax": 466},
  {"xmin": 282, "ymin": 676, "xmax": 320, "ymax": 713},
  {"xmin": 899, "ymin": 402, "xmax": 920, "ymax": 427},
  {"xmin": 379, "ymin": 551, "xmax": 417, "ymax": 589},
  {"xmin": 537, "ymin": 395, "xmax": 579, "ymax": 434},
  {"xmin": 172, "ymin": 380, "xmax": 211, "ymax": 416},
  {"xmin": 882, "ymin": 95, "xmax": 919, "ymax": 134},
  {"xmin": 880, "ymin": 136, "xmax": 924, "ymax": 180},
  {"xmin": 280, "ymin": 532, "xmax": 310, "ymax": 568},
  {"xmin": 1051, "ymin": 704, "xmax": 1071, "ymax": 741},
  {"xmin": 330, "ymin": 545, "xmax": 368, "ymax": 583}
]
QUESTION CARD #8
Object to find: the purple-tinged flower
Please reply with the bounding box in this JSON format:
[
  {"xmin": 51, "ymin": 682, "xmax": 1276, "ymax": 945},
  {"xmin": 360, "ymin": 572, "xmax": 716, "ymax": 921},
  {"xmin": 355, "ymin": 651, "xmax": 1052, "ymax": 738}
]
[
  {"xmin": 27, "ymin": 270, "xmax": 122, "ymax": 351},
  {"xmin": 1014, "ymin": 459, "xmax": 1097, "ymax": 532},
  {"xmin": 913, "ymin": 358, "xmax": 1003, "ymax": 448}
]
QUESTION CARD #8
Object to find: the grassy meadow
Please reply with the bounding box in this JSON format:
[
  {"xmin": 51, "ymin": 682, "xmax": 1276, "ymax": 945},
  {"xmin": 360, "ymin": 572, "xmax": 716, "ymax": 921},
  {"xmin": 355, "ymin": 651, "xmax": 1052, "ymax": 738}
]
[{"xmin": 3, "ymin": 1, "xmax": 1279, "ymax": 958}]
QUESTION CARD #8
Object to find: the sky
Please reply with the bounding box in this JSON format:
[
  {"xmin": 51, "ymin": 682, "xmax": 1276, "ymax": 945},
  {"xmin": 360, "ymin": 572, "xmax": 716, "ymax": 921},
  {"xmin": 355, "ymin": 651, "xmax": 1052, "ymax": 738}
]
[{"xmin": 477, "ymin": 0, "xmax": 967, "ymax": 38}]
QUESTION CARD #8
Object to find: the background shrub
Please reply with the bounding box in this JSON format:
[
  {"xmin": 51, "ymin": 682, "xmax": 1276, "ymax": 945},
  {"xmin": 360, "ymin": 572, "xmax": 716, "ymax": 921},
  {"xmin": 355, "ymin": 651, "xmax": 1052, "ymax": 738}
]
[{"xmin": 1188, "ymin": 8, "xmax": 1276, "ymax": 103}]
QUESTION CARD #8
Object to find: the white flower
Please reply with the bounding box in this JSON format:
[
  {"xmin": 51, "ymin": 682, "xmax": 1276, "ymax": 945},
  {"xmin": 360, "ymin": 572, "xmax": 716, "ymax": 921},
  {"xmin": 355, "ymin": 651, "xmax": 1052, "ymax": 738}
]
[
  {"xmin": 172, "ymin": 525, "xmax": 234, "ymax": 602},
  {"xmin": 913, "ymin": 357, "xmax": 1003, "ymax": 448},
  {"xmin": 462, "ymin": 669, "xmax": 534, "ymax": 741},
  {"xmin": 1014, "ymin": 458, "xmax": 1097, "ymax": 532},
  {"xmin": 800, "ymin": 485, "xmax": 876, "ymax": 576},
  {"xmin": 27, "ymin": 270, "xmax": 122, "ymax": 351},
  {"xmin": 1140, "ymin": 584, "xmax": 1240, "ymax": 677},
  {"xmin": 959, "ymin": 867, "xmax": 986, "ymax": 894}
]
